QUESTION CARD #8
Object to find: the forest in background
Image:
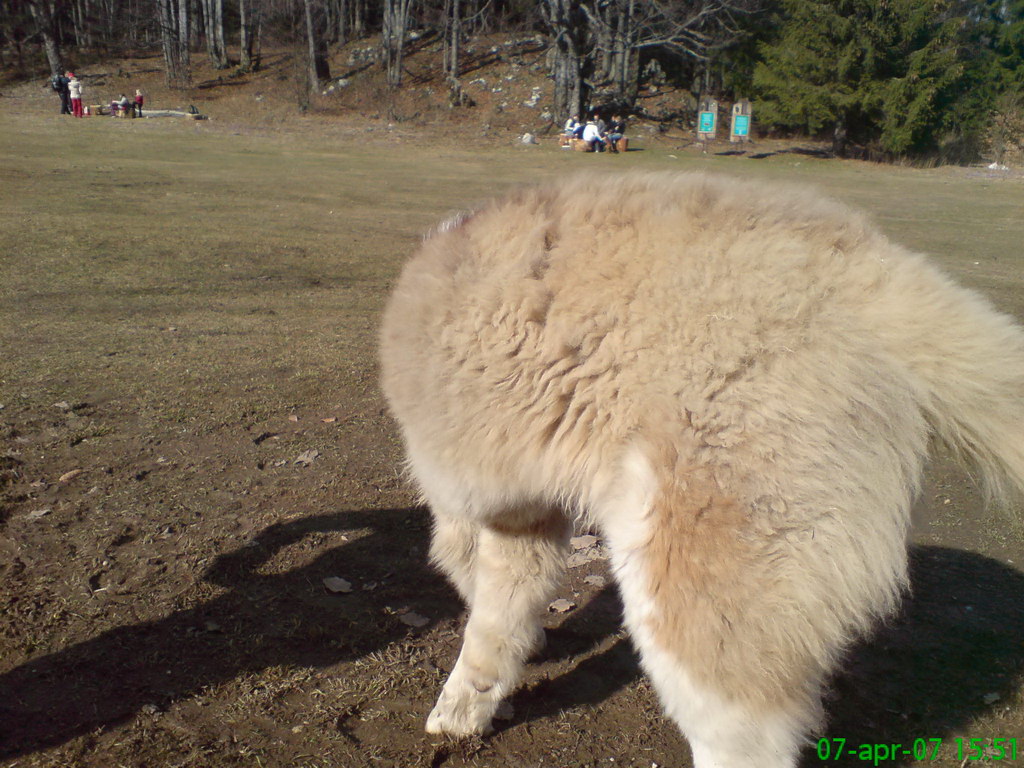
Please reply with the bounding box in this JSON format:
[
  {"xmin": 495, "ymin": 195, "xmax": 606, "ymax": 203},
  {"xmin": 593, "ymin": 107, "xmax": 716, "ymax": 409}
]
[{"xmin": 3, "ymin": 0, "xmax": 1024, "ymax": 162}]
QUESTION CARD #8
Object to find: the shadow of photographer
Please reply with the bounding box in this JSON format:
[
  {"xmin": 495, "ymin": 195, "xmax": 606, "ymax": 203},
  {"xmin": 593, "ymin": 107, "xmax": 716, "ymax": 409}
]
[{"xmin": 0, "ymin": 506, "xmax": 458, "ymax": 759}]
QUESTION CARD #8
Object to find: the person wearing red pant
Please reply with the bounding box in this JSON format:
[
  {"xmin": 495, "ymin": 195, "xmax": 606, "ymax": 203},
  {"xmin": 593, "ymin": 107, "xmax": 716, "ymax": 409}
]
[{"xmin": 68, "ymin": 74, "xmax": 84, "ymax": 117}]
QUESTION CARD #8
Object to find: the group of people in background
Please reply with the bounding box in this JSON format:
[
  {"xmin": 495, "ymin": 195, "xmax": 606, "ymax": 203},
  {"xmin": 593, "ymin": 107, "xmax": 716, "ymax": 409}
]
[
  {"xmin": 51, "ymin": 72, "xmax": 83, "ymax": 117},
  {"xmin": 50, "ymin": 72, "xmax": 144, "ymax": 118},
  {"xmin": 563, "ymin": 111, "xmax": 627, "ymax": 153},
  {"xmin": 110, "ymin": 91, "xmax": 144, "ymax": 117}
]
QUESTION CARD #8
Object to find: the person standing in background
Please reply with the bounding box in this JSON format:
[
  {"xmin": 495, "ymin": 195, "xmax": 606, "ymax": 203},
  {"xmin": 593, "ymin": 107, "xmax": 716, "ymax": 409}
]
[
  {"xmin": 68, "ymin": 74, "xmax": 84, "ymax": 118},
  {"xmin": 134, "ymin": 89, "xmax": 144, "ymax": 117},
  {"xmin": 51, "ymin": 71, "xmax": 71, "ymax": 115}
]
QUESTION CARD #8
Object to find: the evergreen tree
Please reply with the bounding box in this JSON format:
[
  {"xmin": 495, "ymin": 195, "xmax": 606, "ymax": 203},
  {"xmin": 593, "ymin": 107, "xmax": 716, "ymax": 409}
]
[
  {"xmin": 753, "ymin": 0, "xmax": 968, "ymax": 155},
  {"xmin": 991, "ymin": 0, "xmax": 1024, "ymax": 92}
]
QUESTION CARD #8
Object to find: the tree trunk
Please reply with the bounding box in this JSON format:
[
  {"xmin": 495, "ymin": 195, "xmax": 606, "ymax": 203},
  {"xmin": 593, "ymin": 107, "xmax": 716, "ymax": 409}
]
[
  {"xmin": 71, "ymin": 0, "xmax": 84, "ymax": 47},
  {"xmin": 239, "ymin": 0, "xmax": 263, "ymax": 71},
  {"xmin": 832, "ymin": 115, "xmax": 848, "ymax": 157},
  {"xmin": 27, "ymin": 0, "xmax": 64, "ymax": 75},
  {"xmin": 177, "ymin": 0, "xmax": 191, "ymax": 84},
  {"xmin": 351, "ymin": 0, "xmax": 364, "ymax": 38},
  {"xmin": 336, "ymin": 0, "xmax": 347, "ymax": 43},
  {"xmin": 617, "ymin": 0, "xmax": 638, "ymax": 103},
  {"xmin": 214, "ymin": 0, "xmax": 226, "ymax": 66},
  {"xmin": 449, "ymin": 0, "xmax": 460, "ymax": 79},
  {"xmin": 303, "ymin": 0, "xmax": 331, "ymax": 91},
  {"xmin": 158, "ymin": 0, "xmax": 191, "ymax": 87},
  {"xmin": 382, "ymin": 0, "xmax": 413, "ymax": 87},
  {"xmin": 201, "ymin": 0, "xmax": 228, "ymax": 67},
  {"xmin": 240, "ymin": 0, "xmax": 252, "ymax": 69},
  {"xmin": 542, "ymin": 0, "xmax": 586, "ymax": 120}
]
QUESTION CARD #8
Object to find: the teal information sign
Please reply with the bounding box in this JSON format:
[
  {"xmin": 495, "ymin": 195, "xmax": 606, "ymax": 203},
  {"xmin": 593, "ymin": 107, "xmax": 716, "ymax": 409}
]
[
  {"xmin": 733, "ymin": 115, "xmax": 750, "ymax": 136},
  {"xmin": 699, "ymin": 111, "xmax": 716, "ymax": 133}
]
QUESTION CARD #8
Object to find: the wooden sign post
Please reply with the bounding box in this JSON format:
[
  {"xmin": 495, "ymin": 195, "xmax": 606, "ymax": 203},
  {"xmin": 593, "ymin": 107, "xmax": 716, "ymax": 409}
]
[{"xmin": 730, "ymin": 100, "xmax": 753, "ymax": 143}]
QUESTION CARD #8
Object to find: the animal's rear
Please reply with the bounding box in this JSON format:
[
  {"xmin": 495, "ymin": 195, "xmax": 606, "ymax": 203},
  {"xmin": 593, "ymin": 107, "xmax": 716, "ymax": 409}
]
[{"xmin": 379, "ymin": 172, "xmax": 1024, "ymax": 768}]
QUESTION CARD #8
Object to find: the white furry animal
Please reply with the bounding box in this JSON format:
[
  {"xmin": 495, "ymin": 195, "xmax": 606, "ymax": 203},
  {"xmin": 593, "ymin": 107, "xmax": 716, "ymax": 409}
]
[{"xmin": 379, "ymin": 172, "xmax": 1024, "ymax": 767}]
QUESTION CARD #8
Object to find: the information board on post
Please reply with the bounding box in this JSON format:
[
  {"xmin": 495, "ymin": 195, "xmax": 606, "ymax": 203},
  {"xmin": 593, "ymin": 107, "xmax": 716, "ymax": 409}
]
[
  {"xmin": 730, "ymin": 100, "xmax": 753, "ymax": 143},
  {"xmin": 697, "ymin": 97, "xmax": 718, "ymax": 143}
]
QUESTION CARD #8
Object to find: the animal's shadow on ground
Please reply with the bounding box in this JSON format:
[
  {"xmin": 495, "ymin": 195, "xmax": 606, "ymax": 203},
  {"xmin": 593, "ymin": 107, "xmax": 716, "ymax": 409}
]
[
  {"xmin": 0, "ymin": 502, "xmax": 1021, "ymax": 767},
  {"xmin": 817, "ymin": 545, "xmax": 1024, "ymax": 766}
]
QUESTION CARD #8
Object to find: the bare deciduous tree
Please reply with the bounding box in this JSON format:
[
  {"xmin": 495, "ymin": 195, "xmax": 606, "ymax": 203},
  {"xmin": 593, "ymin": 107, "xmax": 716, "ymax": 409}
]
[
  {"xmin": 540, "ymin": 0, "xmax": 588, "ymax": 121},
  {"xmin": 303, "ymin": 0, "xmax": 331, "ymax": 90},
  {"xmin": 568, "ymin": 0, "xmax": 760, "ymax": 112},
  {"xmin": 26, "ymin": 0, "xmax": 65, "ymax": 74},
  {"xmin": 382, "ymin": 0, "xmax": 414, "ymax": 86},
  {"xmin": 157, "ymin": 0, "xmax": 190, "ymax": 86},
  {"xmin": 239, "ymin": 0, "xmax": 263, "ymax": 71},
  {"xmin": 200, "ymin": 0, "xmax": 228, "ymax": 67}
]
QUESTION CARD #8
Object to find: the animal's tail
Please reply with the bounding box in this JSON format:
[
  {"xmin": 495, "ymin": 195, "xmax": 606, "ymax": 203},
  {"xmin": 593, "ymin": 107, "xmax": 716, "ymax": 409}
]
[{"xmin": 878, "ymin": 252, "xmax": 1024, "ymax": 504}]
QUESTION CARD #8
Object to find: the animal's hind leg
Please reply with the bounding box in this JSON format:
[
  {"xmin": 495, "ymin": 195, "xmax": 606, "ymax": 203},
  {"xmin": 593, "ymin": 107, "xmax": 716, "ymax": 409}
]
[
  {"xmin": 426, "ymin": 511, "xmax": 569, "ymax": 736},
  {"xmin": 599, "ymin": 455, "xmax": 830, "ymax": 768},
  {"xmin": 605, "ymin": 528, "xmax": 817, "ymax": 768}
]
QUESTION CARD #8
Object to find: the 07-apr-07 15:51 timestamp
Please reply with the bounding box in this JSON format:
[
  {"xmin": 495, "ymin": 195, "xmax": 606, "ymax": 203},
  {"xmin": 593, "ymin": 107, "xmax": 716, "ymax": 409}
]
[{"xmin": 815, "ymin": 736, "xmax": 1019, "ymax": 764}]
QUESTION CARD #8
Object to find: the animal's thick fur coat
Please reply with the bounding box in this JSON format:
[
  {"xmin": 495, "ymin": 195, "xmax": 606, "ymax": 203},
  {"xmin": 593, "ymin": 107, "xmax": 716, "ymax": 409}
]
[{"xmin": 379, "ymin": 172, "xmax": 1024, "ymax": 767}]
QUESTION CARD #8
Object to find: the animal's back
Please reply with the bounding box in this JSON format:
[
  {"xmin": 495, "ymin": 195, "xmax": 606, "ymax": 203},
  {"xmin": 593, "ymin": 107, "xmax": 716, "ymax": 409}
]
[{"xmin": 381, "ymin": 172, "xmax": 930, "ymax": 508}]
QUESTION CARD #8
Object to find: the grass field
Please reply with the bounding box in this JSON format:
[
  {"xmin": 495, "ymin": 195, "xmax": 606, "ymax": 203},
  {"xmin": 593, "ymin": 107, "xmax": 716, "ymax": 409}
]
[{"xmin": 2, "ymin": 111, "xmax": 1024, "ymax": 767}]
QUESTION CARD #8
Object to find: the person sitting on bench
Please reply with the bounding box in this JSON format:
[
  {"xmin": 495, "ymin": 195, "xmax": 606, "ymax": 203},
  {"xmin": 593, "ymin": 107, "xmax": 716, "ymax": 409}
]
[
  {"xmin": 607, "ymin": 114, "xmax": 626, "ymax": 152},
  {"xmin": 581, "ymin": 119, "xmax": 607, "ymax": 152},
  {"xmin": 110, "ymin": 94, "xmax": 131, "ymax": 117}
]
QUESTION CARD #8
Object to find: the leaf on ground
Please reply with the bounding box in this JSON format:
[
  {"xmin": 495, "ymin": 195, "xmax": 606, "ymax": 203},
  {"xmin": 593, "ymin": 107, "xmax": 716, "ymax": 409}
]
[
  {"xmin": 323, "ymin": 576, "xmax": 353, "ymax": 594},
  {"xmin": 548, "ymin": 598, "xmax": 576, "ymax": 613},
  {"xmin": 294, "ymin": 449, "xmax": 320, "ymax": 466},
  {"xmin": 567, "ymin": 548, "xmax": 605, "ymax": 568},
  {"xmin": 399, "ymin": 611, "xmax": 430, "ymax": 627}
]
